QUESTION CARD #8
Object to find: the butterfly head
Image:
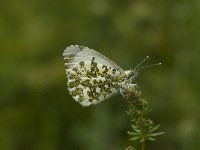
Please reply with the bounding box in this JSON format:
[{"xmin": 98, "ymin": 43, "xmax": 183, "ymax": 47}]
[{"xmin": 124, "ymin": 69, "xmax": 139, "ymax": 82}]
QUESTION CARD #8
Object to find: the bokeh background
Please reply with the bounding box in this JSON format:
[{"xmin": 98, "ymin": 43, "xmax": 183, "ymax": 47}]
[{"xmin": 1, "ymin": 0, "xmax": 200, "ymax": 150}]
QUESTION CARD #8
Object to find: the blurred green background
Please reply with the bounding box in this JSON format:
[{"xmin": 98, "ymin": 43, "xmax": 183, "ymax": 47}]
[{"xmin": 0, "ymin": 0, "xmax": 200, "ymax": 150}]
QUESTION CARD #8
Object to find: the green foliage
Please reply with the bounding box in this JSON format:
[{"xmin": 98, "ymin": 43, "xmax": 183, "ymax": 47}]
[
  {"xmin": 125, "ymin": 86, "xmax": 164, "ymax": 149},
  {"xmin": 128, "ymin": 124, "xmax": 164, "ymax": 142}
]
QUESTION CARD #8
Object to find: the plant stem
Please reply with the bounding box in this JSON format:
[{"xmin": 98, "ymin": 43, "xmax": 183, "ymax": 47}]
[{"xmin": 141, "ymin": 141, "xmax": 145, "ymax": 150}]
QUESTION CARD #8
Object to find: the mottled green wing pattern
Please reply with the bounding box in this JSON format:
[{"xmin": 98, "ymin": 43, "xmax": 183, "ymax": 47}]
[{"xmin": 63, "ymin": 45, "xmax": 125, "ymax": 106}]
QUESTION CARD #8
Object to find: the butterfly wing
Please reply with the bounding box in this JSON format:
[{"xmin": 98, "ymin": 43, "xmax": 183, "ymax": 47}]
[{"xmin": 63, "ymin": 45, "xmax": 125, "ymax": 106}]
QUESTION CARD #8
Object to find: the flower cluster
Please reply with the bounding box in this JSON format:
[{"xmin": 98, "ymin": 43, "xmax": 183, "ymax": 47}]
[{"xmin": 124, "ymin": 86, "xmax": 164, "ymax": 149}]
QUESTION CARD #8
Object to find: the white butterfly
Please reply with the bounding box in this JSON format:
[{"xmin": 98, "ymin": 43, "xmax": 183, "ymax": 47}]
[{"xmin": 63, "ymin": 45, "xmax": 160, "ymax": 106}]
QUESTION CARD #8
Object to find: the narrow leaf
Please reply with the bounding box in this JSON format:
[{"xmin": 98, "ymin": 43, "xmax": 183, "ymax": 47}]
[
  {"xmin": 127, "ymin": 131, "xmax": 139, "ymax": 136},
  {"xmin": 147, "ymin": 137, "xmax": 156, "ymax": 141},
  {"xmin": 139, "ymin": 138, "xmax": 145, "ymax": 143},
  {"xmin": 130, "ymin": 136, "xmax": 141, "ymax": 141},
  {"xmin": 150, "ymin": 132, "xmax": 165, "ymax": 137},
  {"xmin": 150, "ymin": 124, "xmax": 160, "ymax": 132}
]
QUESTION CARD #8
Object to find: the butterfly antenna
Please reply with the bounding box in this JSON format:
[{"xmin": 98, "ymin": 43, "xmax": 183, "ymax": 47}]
[
  {"xmin": 137, "ymin": 62, "xmax": 162, "ymax": 71},
  {"xmin": 134, "ymin": 56, "xmax": 149, "ymax": 70}
]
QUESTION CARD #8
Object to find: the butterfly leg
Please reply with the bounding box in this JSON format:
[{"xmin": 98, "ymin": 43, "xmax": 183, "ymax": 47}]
[{"xmin": 120, "ymin": 89, "xmax": 125, "ymax": 98}]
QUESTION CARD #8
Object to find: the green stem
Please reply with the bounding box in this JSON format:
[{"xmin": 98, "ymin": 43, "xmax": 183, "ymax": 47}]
[{"xmin": 141, "ymin": 141, "xmax": 145, "ymax": 150}]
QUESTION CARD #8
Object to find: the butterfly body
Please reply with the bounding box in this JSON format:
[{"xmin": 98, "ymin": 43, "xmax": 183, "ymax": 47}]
[{"xmin": 63, "ymin": 45, "xmax": 138, "ymax": 106}]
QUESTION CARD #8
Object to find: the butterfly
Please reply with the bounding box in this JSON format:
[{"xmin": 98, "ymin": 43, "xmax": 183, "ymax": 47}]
[{"xmin": 63, "ymin": 45, "xmax": 161, "ymax": 106}]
